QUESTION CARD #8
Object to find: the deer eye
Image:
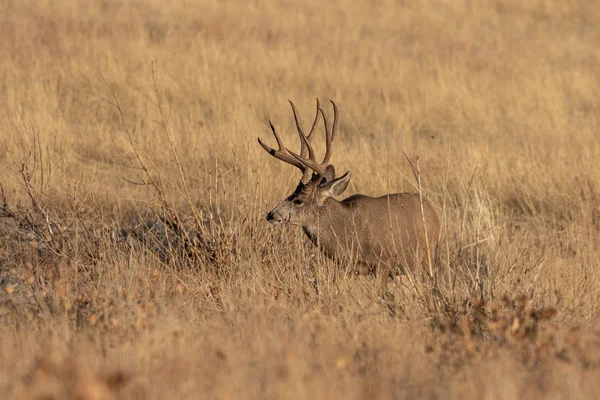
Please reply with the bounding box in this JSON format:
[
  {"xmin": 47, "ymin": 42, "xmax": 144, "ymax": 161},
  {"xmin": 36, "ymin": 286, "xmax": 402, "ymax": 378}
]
[{"xmin": 293, "ymin": 199, "xmax": 304, "ymax": 205}]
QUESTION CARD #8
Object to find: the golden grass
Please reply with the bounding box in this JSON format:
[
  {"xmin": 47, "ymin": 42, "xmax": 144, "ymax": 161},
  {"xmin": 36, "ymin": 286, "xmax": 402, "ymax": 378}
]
[{"xmin": 1, "ymin": 0, "xmax": 599, "ymax": 398}]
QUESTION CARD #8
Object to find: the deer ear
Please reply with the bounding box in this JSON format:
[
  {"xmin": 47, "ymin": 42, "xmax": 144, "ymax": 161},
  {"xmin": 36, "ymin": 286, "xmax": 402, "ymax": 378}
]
[
  {"xmin": 317, "ymin": 165, "xmax": 337, "ymax": 185},
  {"xmin": 323, "ymin": 165, "xmax": 336, "ymax": 182},
  {"xmin": 320, "ymin": 171, "xmax": 351, "ymax": 197}
]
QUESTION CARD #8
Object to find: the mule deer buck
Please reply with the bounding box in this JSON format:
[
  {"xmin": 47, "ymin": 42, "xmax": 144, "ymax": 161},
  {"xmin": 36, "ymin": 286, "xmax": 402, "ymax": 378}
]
[{"xmin": 258, "ymin": 99, "xmax": 440, "ymax": 294}]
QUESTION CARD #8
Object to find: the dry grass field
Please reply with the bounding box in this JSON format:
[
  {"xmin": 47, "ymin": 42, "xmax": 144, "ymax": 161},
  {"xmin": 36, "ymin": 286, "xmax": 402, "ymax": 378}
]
[{"xmin": 1, "ymin": 0, "xmax": 600, "ymax": 398}]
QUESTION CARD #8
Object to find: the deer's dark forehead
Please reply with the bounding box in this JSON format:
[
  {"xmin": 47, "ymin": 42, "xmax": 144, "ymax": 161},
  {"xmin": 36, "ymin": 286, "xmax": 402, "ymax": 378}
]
[
  {"xmin": 286, "ymin": 181, "xmax": 315, "ymax": 200},
  {"xmin": 288, "ymin": 183, "xmax": 307, "ymax": 198}
]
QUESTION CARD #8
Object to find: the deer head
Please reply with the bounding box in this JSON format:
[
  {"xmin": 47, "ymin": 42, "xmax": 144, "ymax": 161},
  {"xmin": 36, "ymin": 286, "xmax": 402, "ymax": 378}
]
[{"xmin": 258, "ymin": 99, "xmax": 351, "ymax": 226}]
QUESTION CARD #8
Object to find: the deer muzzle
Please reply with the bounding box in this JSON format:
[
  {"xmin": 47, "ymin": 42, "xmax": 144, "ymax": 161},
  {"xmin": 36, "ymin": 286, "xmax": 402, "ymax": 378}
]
[{"xmin": 266, "ymin": 210, "xmax": 283, "ymax": 224}]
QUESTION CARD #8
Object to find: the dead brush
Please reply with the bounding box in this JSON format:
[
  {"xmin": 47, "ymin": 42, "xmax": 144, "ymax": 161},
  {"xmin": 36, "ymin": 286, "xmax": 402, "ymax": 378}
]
[
  {"xmin": 0, "ymin": 131, "xmax": 115, "ymax": 273},
  {"xmin": 0, "ymin": 128, "xmax": 69, "ymax": 259},
  {"xmin": 0, "ymin": 143, "xmax": 132, "ymax": 287},
  {"xmin": 102, "ymin": 66, "xmax": 238, "ymax": 272},
  {"xmin": 123, "ymin": 213, "xmax": 235, "ymax": 269},
  {"xmin": 429, "ymin": 294, "xmax": 573, "ymax": 369}
]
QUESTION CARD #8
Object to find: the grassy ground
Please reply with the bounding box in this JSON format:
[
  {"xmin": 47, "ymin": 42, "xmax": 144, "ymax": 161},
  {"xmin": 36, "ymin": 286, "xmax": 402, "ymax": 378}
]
[{"xmin": 1, "ymin": 0, "xmax": 599, "ymax": 398}]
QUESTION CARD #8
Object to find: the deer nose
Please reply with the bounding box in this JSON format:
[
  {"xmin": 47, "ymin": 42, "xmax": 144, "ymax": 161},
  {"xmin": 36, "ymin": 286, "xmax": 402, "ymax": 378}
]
[{"xmin": 266, "ymin": 211, "xmax": 282, "ymax": 223}]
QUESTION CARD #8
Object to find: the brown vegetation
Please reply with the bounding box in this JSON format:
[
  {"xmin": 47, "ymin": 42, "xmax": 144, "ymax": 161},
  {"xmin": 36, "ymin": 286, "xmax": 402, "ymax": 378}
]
[{"xmin": 1, "ymin": 0, "xmax": 599, "ymax": 398}]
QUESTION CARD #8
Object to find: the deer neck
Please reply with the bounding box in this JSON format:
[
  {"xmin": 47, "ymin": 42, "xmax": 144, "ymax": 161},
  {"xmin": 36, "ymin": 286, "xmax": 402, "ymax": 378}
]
[{"xmin": 301, "ymin": 198, "xmax": 348, "ymax": 247}]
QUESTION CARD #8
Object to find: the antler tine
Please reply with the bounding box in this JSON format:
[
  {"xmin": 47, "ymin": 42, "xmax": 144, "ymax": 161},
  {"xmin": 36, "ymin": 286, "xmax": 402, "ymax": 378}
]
[
  {"xmin": 304, "ymin": 99, "xmax": 323, "ymax": 164},
  {"xmin": 330, "ymin": 100, "xmax": 338, "ymax": 143},
  {"xmin": 321, "ymin": 100, "xmax": 337, "ymax": 165},
  {"xmin": 289, "ymin": 99, "xmax": 323, "ymax": 181},
  {"xmin": 257, "ymin": 120, "xmax": 307, "ymax": 173},
  {"xmin": 306, "ymin": 98, "xmax": 322, "ymax": 142},
  {"xmin": 298, "ymin": 125, "xmax": 317, "ymax": 163},
  {"xmin": 317, "ymin": 101, "xmax": 336, "ymax": 166},
  {"xmin": 288, "ymin": 100, "xmax": 307, "ymax": 159},
  {"xmin": 267, "ymin": 119, "xmax": 285, "ymax": 150},
  {"xmin": 289, "ymin": 99, "xmax": 322, "ymax": 160}
]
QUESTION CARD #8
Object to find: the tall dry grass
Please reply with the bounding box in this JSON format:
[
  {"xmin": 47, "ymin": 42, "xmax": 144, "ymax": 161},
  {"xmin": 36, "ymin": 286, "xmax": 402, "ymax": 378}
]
[{"xmin": 0, "ymin": 0, "xmax": 599, "ymax": 398}]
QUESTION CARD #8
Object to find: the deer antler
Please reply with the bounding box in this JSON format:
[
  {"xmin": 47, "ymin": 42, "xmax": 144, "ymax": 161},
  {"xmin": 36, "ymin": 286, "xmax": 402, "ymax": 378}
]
[
  {"xmin": 258, "ymin": 120, "xmax": 306, "ymax": 172},
  {"xmin": 291, "ymin": 100, "xmax": 338, "ymax": 177},
  {"xmin": 259, "ymin": 99, "xmax": 338, "ymax": 182},
  {"xmin": 289, "ymin": 100, "xmax": 321, "ymax": 158}
]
